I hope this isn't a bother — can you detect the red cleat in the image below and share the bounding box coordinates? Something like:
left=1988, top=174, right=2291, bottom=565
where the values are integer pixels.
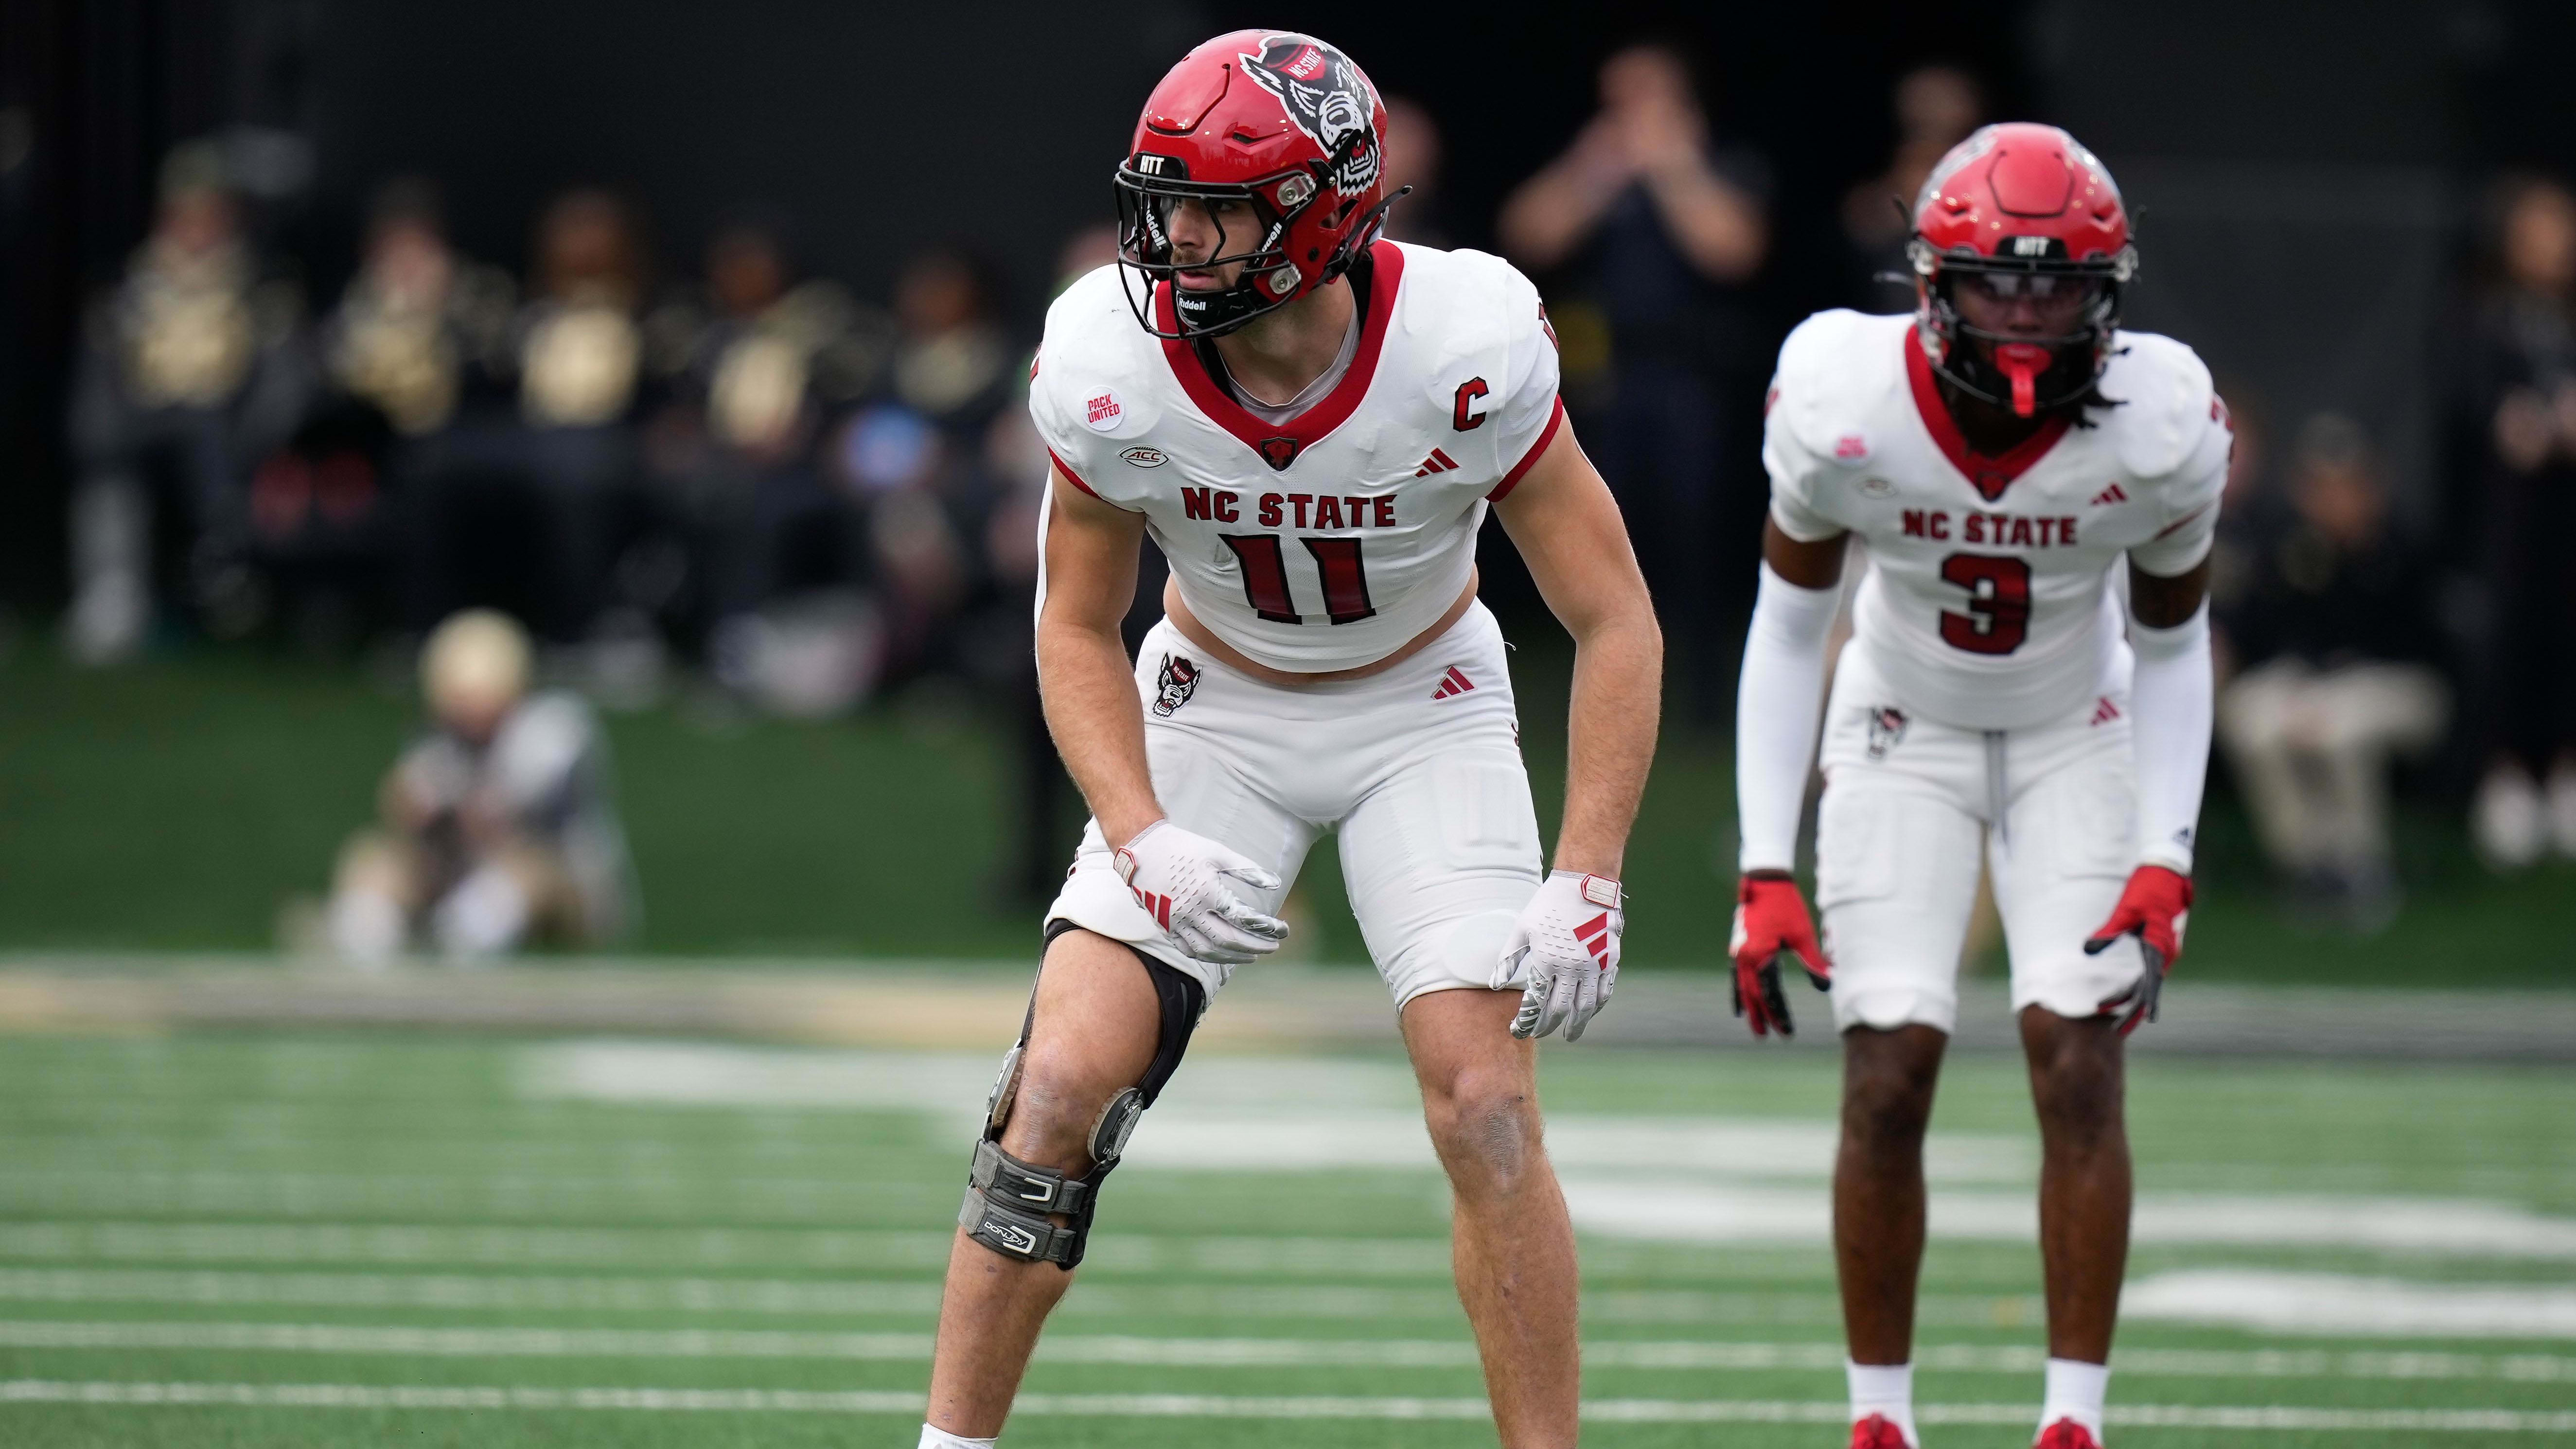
left=1851, top=1413, right=1912, bottom=1449
left=2036, top=1418, right=2102, bottom=1449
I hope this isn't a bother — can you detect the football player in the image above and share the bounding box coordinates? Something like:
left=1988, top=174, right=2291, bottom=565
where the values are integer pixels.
left=1728, top=124, right=2224, bottom=1449
left=918, top=31, right=1660, bottom=1449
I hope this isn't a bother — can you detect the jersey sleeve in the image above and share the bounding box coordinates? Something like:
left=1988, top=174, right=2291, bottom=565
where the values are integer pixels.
left=1759, top=321, right=1851, bottom=542
left=1485, top=263, right=1565, bottom=500
left=1026, top=270, right=1146, bottom=511
left=2127, top=388, right=2232, bottom=578
left=1762, top=408, right=1843, bottom=542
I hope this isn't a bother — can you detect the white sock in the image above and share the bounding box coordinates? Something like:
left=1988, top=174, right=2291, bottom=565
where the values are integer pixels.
left=2041, top=1357, right=2111, bottom=1441
left=917, top=1425, right=997, bottom=1449
left=1847, top=1360, right=1918, bottom=1447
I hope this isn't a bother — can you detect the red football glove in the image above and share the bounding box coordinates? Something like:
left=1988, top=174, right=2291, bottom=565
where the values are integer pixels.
left=2083, top=864, right=2192, bottom=1035
left=1728, top=871, right=1832, bottom=1038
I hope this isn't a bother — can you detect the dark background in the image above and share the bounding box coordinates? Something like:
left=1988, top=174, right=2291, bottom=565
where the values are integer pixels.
left=11, top=0, right=2569, bottom=617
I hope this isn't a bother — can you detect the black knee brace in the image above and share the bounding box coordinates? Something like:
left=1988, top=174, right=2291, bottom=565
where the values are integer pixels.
left=958, top=924, right=1203, bottom=1270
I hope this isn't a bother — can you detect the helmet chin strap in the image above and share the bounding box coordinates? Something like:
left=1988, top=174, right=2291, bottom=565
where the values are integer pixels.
left=1992, top=342, right=2053, bottom=418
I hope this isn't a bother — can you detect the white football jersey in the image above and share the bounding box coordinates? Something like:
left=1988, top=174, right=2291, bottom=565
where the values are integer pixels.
left=1030, top=241, right=1562, bottom=673
left=1765, top=310, right=2229, bottom=730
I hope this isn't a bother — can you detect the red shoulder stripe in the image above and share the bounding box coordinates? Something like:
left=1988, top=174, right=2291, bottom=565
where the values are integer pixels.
left=1048, top=449, right=1121, bottom=508
left=1487, top=396, right=1566, bottom=502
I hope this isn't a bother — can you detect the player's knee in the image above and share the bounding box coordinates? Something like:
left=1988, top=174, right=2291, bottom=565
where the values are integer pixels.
left=2030, top=1058, right=2123, bottom=1143
left=1422, top=1069, right=1542, bottom=1194
left=996, top=1049, right=1127, bottom=1171
left=2024, top=1015, right=2124, bottom=1141
left=1840, top=1032, right=1942, bottom=1149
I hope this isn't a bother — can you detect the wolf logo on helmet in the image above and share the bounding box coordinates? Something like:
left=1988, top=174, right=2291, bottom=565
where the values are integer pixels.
left=1237, top=35, right=1382, bottom=197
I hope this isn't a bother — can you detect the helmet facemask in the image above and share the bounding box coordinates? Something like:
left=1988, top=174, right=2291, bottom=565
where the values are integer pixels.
left=1912, top=239, right=2135, bottom=418
left=1112, top=132, right=1398, bottom=342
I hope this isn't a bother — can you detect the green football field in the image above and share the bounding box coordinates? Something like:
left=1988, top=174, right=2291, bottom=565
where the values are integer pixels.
left=4, top=643, right=2575, bottom=981
left=0, top=1028, right=2568, bottom=1447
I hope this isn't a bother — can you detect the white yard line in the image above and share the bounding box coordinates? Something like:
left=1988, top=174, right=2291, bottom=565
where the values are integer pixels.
left=1559, top=1179, right=2576, bottom=1258
left=0, top=1268, right=1941, bottom=1326
left=2130, top=1271, right=2576, bottom=1340
left=0, top=1320, right=2562, bottom=1380
left=0, top=1380, right=2566, bottom=1431
left=0, top=1220, right=1835, bottom=1283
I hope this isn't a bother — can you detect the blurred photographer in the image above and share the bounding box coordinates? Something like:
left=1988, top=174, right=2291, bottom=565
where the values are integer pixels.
left=2216, top=416, right=2448, bottom=929
left=326, top=609, right=635, bottom=964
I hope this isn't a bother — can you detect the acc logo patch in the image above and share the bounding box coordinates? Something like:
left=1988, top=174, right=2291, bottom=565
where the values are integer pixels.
left=1152, top=654, right=1200, bottom=718
left=1119, top=446, right=1167, bottom=468
left=1084, top=390, right=1124, bottom=431
left=1859, top=476, right=1895, bottom=498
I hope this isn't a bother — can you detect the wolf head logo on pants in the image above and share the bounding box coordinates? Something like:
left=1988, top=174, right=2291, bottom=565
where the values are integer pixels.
left=1153, top=654, right=1200, bottom=717
left=1866, top=706, right=1908, bottom=761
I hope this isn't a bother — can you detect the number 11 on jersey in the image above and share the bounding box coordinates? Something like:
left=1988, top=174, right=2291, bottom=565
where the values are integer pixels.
left=1220, top=535, right=1377, bottom=626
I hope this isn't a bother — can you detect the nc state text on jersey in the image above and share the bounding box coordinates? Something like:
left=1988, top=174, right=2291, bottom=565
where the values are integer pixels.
left=1900, top=509, right=2083, bottom=547
left=1182, top=488, right=1399, bottom=529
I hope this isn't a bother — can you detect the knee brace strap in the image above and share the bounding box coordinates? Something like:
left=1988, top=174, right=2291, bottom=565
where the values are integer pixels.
left=958, top=930, right=1206, bottom=1270
left=959, top=1138, right=1092, bottom=1266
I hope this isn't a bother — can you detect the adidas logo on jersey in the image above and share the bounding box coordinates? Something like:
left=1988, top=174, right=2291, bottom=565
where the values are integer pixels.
left=2091, top=696, right=2122, bottom=726
left=1430, top=665, right=1476, bottom=700
left=2090, top=482, right=2129, bottom=506
left=1414, top=448, right=1461, bottom=477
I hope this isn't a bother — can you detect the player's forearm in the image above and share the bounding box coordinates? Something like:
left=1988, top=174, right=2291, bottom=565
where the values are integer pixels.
left=1036, top=619, right=1162, bottom=848
left=2126, top=601, right=2213, bottom=873
left=1552, top=610, right=1661, bottom=878
left=1733, top=563, right=1840, bottom=872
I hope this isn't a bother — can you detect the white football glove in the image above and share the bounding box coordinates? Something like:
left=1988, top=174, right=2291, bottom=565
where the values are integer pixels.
left=1493, top=871, right=1623, bottom=1042
left=1113, top=820, right=1289, bottom=966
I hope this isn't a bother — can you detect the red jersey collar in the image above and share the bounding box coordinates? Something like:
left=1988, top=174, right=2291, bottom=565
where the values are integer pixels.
left=1156, top=241, right=1404, bottom=470
left=1904, top=327, right=2070, bottom=502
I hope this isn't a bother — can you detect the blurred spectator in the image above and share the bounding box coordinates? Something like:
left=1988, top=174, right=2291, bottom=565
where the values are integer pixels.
left=1498, top=40, right=1772, bottom=722
left=66, top=139, right=313, bottom=662
left=2215, top=415, right=2449, bottom=930
left=1842, top=65, right=1985, bottom=304
left=326, top=609, right=635, bottom=964
left=225, top=180, right=517, bottom=650
left=1378, top=95, right=1450, bottom=247
left=832, top=401, right=970, bottom=665
left=404, top=188, right=653, bottom=651
left=890, top=246, right=1012, bottom=434
left=2455, top=174, right=2576, bottom=869
left=641, top=217, right=891, bottom=707
left=324, top=179, right=514, bottom=439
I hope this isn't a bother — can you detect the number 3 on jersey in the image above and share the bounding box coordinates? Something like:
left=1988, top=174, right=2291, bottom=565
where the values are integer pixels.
left=1938, top=552, right=2030, bottom=654
left=1221, top=535, right=1376, bottom=626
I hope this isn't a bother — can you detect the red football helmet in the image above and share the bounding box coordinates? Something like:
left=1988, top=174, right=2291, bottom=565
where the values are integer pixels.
left=1114, top=31, right=1397, bottom=339
left=1908, top=123, right=2137, bottom=417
